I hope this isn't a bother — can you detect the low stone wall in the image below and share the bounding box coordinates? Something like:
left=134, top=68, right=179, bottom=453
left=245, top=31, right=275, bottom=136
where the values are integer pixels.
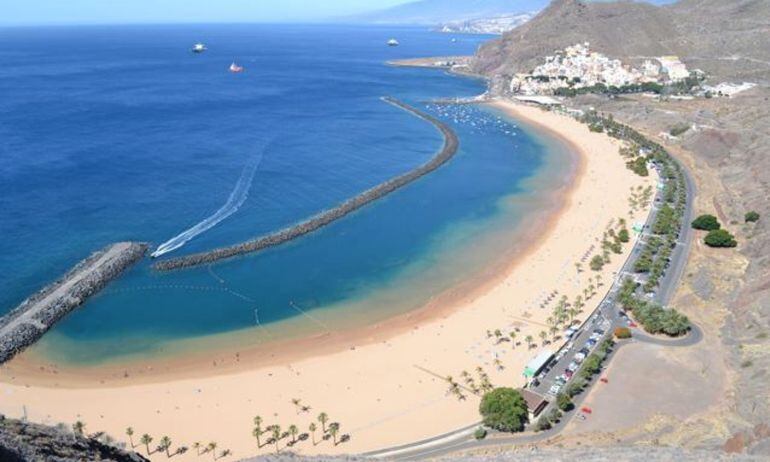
left=153, top=97, right=459, bottom=271
left=0, top=242, right=148, bottom=364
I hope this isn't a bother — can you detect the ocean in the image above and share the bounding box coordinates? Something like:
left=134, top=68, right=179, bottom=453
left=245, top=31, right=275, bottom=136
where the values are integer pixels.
left=0, top=24, right=572, bottom=365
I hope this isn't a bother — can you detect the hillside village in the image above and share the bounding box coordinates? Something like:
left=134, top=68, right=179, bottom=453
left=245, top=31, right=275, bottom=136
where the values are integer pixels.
left=508, top=42, right=694, bottom=96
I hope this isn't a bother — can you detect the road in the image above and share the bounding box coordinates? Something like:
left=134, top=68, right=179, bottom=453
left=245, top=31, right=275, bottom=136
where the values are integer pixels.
left=364, top=143, right=699, bottom=460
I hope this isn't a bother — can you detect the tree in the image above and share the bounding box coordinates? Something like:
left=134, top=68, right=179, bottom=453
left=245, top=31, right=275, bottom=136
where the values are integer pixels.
left=590, top=254, right=605, bottom=271
left=745, top=211, right=760, bottom=223
left=618, top=228, right=630, bottom=243
left=72, top=421, right=85, bottom=436
left=309, top=423, right=318, bottom=445
left=478, top=388, right=529, bottom=432
left=318, top=412, right=329, bottom=433
left=140, top=434, right=153, bottom=455
left=193, top=442, right=202, bottom=456
left=548, top=407, right=563, bottom=423
left=614, top=327, right=632, bottom=339
left=252, top=426, right=263, bottom=448
left=556, top=393, right=574, bottom=412
left=159, top=436, right=172, bottom=458
left=271, top=426, right=281, bottom=454
left=524, top=335, right=534, bottom=348
left=691, top=214, right=721, bottom=231
left=328, top=423, right=340, bottom=445
left=125, top=427, right=135, bottom=448
left=534, top=416, right=551, bottom=431
left=207, top=442, right=217, bottom=460
left=288, top=424, right=299, bottom=444
left=704, top=229, right=737, bottom=248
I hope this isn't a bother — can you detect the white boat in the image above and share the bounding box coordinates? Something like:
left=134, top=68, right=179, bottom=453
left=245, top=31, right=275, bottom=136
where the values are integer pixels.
left=229, top=62, right=244, bottom=73
left=387, top=38, right=399, bottom=47
left=191, top=43, right=207, bottom=53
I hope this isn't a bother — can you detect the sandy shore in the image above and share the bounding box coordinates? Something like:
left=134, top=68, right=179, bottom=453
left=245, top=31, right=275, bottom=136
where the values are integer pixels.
left=0, top=99, right=655, bottom=461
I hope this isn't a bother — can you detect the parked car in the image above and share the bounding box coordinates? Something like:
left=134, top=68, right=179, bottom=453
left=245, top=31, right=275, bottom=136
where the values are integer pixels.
left=585, top=339, right=597, bottom=348
left=567, top=361, right=579, bottom=372
left=555, top=375, right=567, bottom=385
left=549, top=384, right=562, bottom=395
left=579, top=347, right=590, bottom=355
left=574, top=352, right=586, bottom=363
left=565, top=370, right=574, bottom=379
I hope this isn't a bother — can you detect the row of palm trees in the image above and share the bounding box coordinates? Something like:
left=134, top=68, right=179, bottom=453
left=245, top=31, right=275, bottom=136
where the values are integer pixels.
left=253, top=409, right=349, bottom=454
left=125, top=426, right=231, bottom=460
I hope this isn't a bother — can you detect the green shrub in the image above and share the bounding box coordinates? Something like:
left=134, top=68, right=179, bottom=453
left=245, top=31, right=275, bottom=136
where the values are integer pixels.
left=704, top=229, right=738, bottom=248
left=691, top=214, right=721, bottom=231
left=548, top=407, right=563, bottom=423
left=474, top=427, right=487, bottom=440
left=479, top=388, right=529, bottom=432
left=590, top=255, right=605, bottom=271
left=669, top=124, right=690, bottom=137
left=565, top=378, right=587, bottom=398
left=745, top=211, right=760, bottom=223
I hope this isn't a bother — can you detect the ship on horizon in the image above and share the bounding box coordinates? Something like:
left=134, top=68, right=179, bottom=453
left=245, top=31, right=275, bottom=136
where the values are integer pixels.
left=229, top=62, right=244, bottom=73
left=387, top=38, right=399, bottom=47
left=191, top=43, right=207, bottom=53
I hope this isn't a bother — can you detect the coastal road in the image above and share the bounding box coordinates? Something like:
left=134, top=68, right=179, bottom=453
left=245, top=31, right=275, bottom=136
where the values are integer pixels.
left=363, top=136, right=700, bottom=460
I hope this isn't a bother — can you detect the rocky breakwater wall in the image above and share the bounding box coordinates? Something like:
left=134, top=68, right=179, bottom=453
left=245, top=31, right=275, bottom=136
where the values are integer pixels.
left=0, top=242, right=148, bottom=364
left=154, top=97, right=459, bottom=271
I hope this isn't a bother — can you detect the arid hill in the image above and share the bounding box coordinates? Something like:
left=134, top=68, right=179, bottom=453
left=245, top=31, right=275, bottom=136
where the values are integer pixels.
left=473, top=0, right=770, bottom=83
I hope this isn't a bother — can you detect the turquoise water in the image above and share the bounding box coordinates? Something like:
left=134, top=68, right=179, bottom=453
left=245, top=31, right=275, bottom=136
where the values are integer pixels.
left=0, top=24, right=571, bottom=364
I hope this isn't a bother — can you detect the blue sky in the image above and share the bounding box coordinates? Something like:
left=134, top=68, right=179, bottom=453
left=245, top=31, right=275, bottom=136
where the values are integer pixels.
left=2, top=0, right=411, bottom=25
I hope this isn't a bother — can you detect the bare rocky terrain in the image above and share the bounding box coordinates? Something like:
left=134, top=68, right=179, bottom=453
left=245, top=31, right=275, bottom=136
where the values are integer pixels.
left=0, top=415, right=148, bottom=462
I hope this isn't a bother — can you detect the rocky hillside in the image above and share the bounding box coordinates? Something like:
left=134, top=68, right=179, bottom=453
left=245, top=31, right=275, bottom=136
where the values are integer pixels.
left=473, top=0, right=770, bottom=83
left=0, top=415, right=147, bottom=462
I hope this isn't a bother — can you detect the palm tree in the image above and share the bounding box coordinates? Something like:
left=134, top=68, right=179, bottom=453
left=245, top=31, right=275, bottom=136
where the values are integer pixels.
left=252, top=426, right=263, bottom=448
left=271, top=425, right=281, bottom=454
left=288, top=424, right=299, bottom=444
left=525, top=334, right=534, bottom=348
left=159, top=436, right=172, bottom=458
left=140, top=434, right=153, bottom=455
left=253, top=415, right=263, bottom=447
left=309, top=423, right=318, bottom=445
left=125, top=427, right=135, bottom=448
left=328, top=423, right=340, bottom=446
left=193, top=442, right=202, bottom=455
left=291, top=398, right=302, bottom=413
left=549, top=325, right=559, bottom=339
left=220, top=449, right=232, bottom=458
left=72, top=421, right=85, bottom=436
left=493, top=358, right=503, bottom=371
left=539, top=330, right=547, bottom=345
left=207, top=442, right=218, bottom=460
left=318, top=412, right=329, bottom=433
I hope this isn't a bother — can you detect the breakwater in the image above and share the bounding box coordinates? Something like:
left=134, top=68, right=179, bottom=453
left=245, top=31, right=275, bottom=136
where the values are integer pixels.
left=153, top=97, right=459, bottom=271
left=0, top=242, right=147, bottom=364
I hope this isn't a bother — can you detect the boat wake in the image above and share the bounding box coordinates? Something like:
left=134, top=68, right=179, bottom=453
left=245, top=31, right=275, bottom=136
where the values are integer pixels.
left=151, top=149, right=266, bottom=258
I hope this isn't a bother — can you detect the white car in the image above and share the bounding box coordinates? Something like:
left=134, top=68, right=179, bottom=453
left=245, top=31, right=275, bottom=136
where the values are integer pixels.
left=574, top=352, right=586, bottom=363
left=567, top=361, right=579, bottom=372
left=549, top=384, right=562, bottom=395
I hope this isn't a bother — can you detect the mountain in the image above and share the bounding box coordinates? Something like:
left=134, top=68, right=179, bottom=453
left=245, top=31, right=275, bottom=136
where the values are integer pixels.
left=349, top=0, right=550, bottom=25
left=437, top=13, right=534, bottom=35
left=473, top=0, right=770, bottom=82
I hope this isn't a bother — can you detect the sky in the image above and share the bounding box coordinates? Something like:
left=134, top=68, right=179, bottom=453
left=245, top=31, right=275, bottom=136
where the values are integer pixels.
left=2, top=0, right=678, bottom=26
left=1, top=0, right=411, bottom=26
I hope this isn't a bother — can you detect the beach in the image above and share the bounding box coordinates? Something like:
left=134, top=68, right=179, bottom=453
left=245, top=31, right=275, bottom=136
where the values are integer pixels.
left=0, top=99, right=655, bottom=460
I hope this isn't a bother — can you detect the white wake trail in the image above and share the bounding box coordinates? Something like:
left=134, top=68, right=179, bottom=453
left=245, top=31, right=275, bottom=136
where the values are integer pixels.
left=152, top=152, right=265, bottom=258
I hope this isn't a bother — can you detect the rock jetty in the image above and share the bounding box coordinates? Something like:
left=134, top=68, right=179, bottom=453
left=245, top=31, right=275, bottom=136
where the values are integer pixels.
left=0, top=242, right=147, bottom=364
left=153, top=97, right=459, bottom=271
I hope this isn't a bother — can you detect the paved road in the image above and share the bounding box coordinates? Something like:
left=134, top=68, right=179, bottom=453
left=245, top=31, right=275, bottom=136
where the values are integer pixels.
left=364, top=147, right=700, bottom=460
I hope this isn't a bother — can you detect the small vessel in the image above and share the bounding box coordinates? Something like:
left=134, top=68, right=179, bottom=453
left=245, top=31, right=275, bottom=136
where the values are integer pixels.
left=229, top=62, right=244, bottom=73
left=191, top=43, right=207, bottom=53
left=387, top=38, right=399, bottom=47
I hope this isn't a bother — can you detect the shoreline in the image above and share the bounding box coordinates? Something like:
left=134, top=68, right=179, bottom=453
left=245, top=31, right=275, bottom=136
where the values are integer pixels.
left=0, top=98, right=654, bottom=460
left=4, top=107, right=580, bottom=387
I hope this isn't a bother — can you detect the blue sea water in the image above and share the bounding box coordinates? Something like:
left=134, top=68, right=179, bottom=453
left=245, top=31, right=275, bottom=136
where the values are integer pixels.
left=0, top=24, right=571, bottom=365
